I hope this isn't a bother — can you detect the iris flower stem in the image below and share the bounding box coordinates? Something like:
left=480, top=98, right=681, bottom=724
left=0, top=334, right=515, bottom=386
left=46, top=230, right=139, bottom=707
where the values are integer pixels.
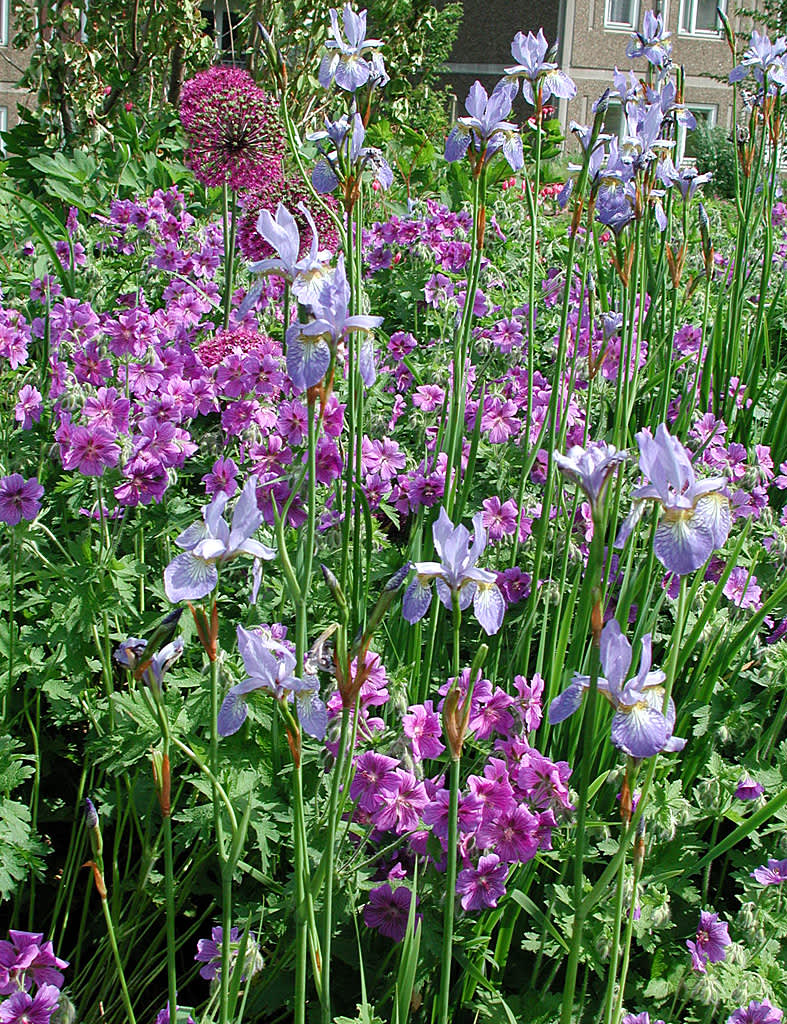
left=222, top=185, right=238, bottom=332
left=610, top=830, right=645, bottom=1024
left=99, top=889, right=138, bottom=1024
left=219, top=865, right=233, bottom=1024
left=438, top=753, right=461, bottom=1024
left=602, top=843, right=628, bottom=1024
left=320, top=706, right=350, bottom=1024
left=4, top=529, right=15, bottom=724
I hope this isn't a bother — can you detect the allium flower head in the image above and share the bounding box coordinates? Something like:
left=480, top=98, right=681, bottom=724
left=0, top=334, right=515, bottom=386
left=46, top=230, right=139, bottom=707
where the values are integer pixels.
left=505, top=29, right=577, bottom=106
left=445, top=80, right=523, bottom=171
left=218, top=625, right=326, bottom=740
left=616, top=424, right=730, bottom=575
left=686, top=910, right=731, bottom=972
left=402, top=507, right=505, bottom=635
left=549, top=619, right=685, bottom=758
left=554, top=441, right=627, bottom=514
left=180, top=67, right=284, bottom=191
left=319, top=5, right=386, bottom=92
left=163, top=477, right=275, bottom=603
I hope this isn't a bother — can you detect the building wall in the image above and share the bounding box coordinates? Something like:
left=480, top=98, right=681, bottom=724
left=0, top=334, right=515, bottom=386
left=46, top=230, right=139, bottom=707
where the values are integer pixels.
left=0, top=2, right=35, bottom=130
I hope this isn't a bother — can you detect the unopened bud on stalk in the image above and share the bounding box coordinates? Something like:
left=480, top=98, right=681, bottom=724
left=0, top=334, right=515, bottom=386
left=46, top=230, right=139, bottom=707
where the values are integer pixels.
left=152, top=749, right=171, bottom=818
left=698, top=202, right=713, bottom=275
left=321, top=564, right=347, bottom=612
left=717, top=6, right=735, bottom=55
left=84, top=797, right=103, bottom=857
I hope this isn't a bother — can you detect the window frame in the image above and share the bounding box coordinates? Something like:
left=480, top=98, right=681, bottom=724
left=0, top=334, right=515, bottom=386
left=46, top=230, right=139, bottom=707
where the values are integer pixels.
left=678, top=0, right=725, bottom=37
left=676, top=103, right=717, bottom=164
left=0, top=0, right=9, bottom=47
left=604, top=0, right=641, bottom=32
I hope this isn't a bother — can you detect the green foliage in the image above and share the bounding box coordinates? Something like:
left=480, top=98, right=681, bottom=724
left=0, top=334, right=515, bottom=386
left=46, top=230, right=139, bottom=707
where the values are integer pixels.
left=0, top=737, right=47, bottom=901
left=687, top=124, right=739, bottom=199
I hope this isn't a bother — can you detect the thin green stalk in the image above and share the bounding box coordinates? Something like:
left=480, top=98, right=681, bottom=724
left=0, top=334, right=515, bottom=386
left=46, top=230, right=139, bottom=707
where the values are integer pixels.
left=320, top=707, right=350, bottom=1024
left=4, top=529, right=15, bottom=723
left=222, top=185, right=239, bottom=331
left=611, top=830, right=645, bottom=1024
left=602, top=847, right=628, bottom=1024
left=438, top=753, right=461, bottom=1024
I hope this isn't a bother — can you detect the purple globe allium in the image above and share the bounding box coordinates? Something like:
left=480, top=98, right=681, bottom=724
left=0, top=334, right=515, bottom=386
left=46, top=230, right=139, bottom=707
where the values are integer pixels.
left=549, top=619, right=685, bottom=759
left=402, top=507, right=505, bottom=636
left=163, top=477, right=275, bottom=604
left=0, top=475, right=44, bottom=526
left=735, top=775, right=764, bottom=800
left=180, top=67, right=284, bottom=191
left=686, top=911, right=731, bottom=972
left=0, top=983, right=60, bottom=1024
left=218, top=625, right=326, bottom=741
left=363, top=884, right=416, bottom=942
left=727, top=1000, right=783, bottom=1024
left=456, top=853, right=508, bottom=911
left=751, top=859, right=787, bottom=886
left=615, top=424, right=730, bottom=575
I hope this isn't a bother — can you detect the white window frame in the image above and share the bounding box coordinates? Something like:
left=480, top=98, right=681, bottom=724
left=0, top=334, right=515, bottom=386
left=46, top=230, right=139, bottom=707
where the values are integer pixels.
left=679, top=0, right=724, bottom=36
left=0, top=0, right=9, bottom=47
left=676, top=103, right=717, bottom=164
left=603, top=99, right=628, bottom=139
left=0, top=107, right=8, bottom=155
left=605, top=0, right=640, bottom=31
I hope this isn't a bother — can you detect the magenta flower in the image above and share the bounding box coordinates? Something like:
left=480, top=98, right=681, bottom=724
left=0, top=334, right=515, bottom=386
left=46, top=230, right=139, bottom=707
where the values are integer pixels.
left=616, top=424, right=730, bottom=575
left=751, top=859, right=787, bottom=886
left=549, top=620, right=685, bottom=759
left=735, top=775, right=764, bottom=800
left=723, top=567, right=763, bottom=610
left=0, top=984, right=60, bottom=1024
left=350, top=751, right=401, bottom=812
left=727, top=1000, right=783, bottom=1024
left=363, top=884, right=416, bottom=942
left=403, top=701, right=445, bottom=760
left=371, top=769, right=429, bottom=834
left=686, top=911, right=731, bottom=972
left=0, top=476, right=44, bottom=527
left=622, top=1014, right=665, bottom=1024
left=402, top=507, right=505, bottom=636
left=0, top=932, right=67, bottom=995
left=456, top=853, right=508, bottom=911
left=61, top=425, right=120, bottom=477
left=195, top=926, right=262, bottom=984
left=13, top=385, right=43, bottom=431
left=476, top=804, right=539, bottom=863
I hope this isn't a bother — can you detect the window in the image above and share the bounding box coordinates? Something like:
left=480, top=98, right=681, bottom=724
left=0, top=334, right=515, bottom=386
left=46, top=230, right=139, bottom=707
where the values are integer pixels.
left=679, top=0, right=723, bottom=34
left=201, top=2, right=247, bottom=63
left=605, top=0, right=640, bottom=30
left=0, top=0, right=9, bottom=47
left=676, top=104, right=716, bottom=164
left=0, top=106, right=7, bottom=154
left=603, top=100, right=628, bottom=139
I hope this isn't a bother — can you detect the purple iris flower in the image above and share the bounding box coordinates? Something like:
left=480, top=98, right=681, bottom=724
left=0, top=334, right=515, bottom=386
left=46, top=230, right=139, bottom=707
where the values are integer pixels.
left=615, top=424, right=730, bottom=575
left=401, top=507, right=505, bottom=635
left=554, top=441, right=627, bottom=514
left=549, top=619, right=685, bottom=759
left=164, top=477, right=275, bottom=603
left=318, top=5, right=386, bottom=93
left=247, top=202, right=333, bottom=307
left=444, top=80, right=523, bottom=171
left=310, top=112, right=393, bottom=194
left=285, top=255, right=383, bottom=391
left=596, top=184, right=636, bottom=234
left=218, top=625, right=327, bottom=740
left=504, top=29, right=577, bottom=106
left=729, top=31, right=787, bottom=90
left=626, top=11, right=672, bottom=67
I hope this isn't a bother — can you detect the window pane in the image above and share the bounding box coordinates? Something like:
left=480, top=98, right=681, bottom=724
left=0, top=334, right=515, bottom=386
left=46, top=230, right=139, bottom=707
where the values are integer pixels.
left=608, top=0, right=636, bottom=25
left=695, top=0, right=720, bottom=31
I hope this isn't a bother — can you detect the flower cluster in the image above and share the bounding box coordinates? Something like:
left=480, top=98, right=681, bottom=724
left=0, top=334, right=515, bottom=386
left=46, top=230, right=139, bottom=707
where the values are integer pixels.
left=0, top=931, right=68, bottom=1024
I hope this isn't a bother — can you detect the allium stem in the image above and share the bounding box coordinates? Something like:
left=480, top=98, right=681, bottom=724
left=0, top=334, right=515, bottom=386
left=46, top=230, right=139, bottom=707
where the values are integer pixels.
left=222, top=185, right=239, bottom=331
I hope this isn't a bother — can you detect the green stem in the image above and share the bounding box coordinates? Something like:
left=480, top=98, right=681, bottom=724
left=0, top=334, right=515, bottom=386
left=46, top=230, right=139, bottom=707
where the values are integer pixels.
left=99, top=894, right=138, bottom=1024
left=222, top=185, right=239, bottom=331
left=4, top=529, right=15, bottom=723
left=438, top=754, right=461, bottom=1024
